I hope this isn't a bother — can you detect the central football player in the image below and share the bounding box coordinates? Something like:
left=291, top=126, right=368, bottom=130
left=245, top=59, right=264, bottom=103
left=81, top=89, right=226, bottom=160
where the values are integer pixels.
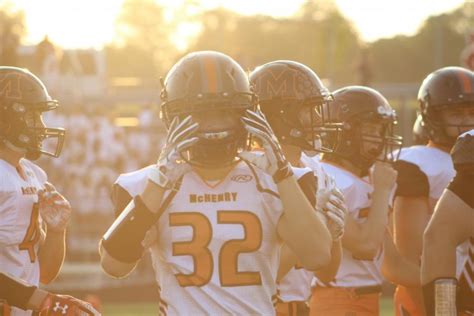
left=99, top=51, right=332, bottom=315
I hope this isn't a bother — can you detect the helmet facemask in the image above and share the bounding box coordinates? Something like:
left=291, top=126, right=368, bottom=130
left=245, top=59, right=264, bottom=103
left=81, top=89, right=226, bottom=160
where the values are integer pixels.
left=422, top=102, right=474, bottom=146
left=1, top=101, right=65, bottom=160
left=162, top=93, right=255, bottom=169
left=298, top=96, right=342, bottom=155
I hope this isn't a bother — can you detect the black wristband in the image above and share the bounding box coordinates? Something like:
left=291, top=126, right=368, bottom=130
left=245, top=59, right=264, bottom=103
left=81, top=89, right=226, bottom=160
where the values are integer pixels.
left=102, top=196, right=156, bottom=263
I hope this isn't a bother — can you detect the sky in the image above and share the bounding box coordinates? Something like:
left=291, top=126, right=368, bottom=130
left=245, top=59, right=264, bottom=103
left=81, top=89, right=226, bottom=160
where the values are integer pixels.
left=6, top=0, right=467, bottom=49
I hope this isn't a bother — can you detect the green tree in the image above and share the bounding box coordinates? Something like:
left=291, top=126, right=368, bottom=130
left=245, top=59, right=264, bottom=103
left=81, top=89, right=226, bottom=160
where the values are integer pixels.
left=369, top=2, right=473, bottom=83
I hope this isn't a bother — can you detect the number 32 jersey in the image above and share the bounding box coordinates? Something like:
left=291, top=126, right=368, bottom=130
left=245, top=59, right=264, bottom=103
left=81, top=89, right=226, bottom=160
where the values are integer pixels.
left=115, top=161, right=301, bottom=315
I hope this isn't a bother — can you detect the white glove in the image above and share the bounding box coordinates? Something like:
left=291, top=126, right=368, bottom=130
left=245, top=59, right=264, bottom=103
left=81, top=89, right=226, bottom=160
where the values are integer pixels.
left=150, top=115, right=199, bottom=189
left=239, top=109, right=293, bottom=183
left=38, top=183, right=72, bottom=232
left=316, top=176, right=347, bottom=241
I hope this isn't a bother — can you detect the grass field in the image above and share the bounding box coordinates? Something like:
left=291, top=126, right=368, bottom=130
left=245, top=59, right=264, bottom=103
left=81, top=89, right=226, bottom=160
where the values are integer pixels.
left=103, top=297, right=395, bottom=315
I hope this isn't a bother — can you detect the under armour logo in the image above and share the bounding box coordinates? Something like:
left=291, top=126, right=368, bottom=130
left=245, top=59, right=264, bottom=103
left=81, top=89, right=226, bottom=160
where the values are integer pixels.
left=53, top=302, right=69, bottom=314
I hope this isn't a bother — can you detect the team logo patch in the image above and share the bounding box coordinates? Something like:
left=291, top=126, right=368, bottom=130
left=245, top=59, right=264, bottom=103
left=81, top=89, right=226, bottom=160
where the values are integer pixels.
left=231, top=174, right=253, bottom=183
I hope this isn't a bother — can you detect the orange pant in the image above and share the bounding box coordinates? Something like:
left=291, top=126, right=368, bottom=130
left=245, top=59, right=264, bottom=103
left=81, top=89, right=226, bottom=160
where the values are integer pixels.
left=309, top=287, right=380, bottom=316
left=0, top=302, right=11, bottom=316
left=276, top=301, right=309, bottom=316
left=394, top=286, right=424, bottom=316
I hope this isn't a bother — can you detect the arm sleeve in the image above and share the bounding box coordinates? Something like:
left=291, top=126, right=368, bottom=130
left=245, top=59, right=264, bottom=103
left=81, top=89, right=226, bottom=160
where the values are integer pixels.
left=0, top=272, right=37, bottom=310
left=296, top=171, right=317, bottom=208
left=447, top=172, right=474, bottom=208
left=111, top=183, right=133, bottom=218
left=393, top=160, right=429, bottom=197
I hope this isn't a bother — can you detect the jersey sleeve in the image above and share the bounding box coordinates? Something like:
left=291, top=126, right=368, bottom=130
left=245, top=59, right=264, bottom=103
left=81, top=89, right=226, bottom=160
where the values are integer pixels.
left=393, top=160, right=429, bottom=197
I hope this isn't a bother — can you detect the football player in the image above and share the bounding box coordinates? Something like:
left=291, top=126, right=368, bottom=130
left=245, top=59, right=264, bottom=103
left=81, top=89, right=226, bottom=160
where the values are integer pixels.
left=99, top=51, right=333, bottom=315
left=310, top=86, right=420, bottom=315
left=392, top=67, right=474, bottom=316
left=250, top=60, right=346, bottom=316
left=0, top=271, right=100, bottom=315
left=0, top=67, right=72, bottom=316
left=421, top=129, right=474, bottom=316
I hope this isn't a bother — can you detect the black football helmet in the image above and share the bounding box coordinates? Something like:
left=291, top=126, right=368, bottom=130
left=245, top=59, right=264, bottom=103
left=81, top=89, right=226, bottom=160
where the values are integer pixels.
left=0, top=67, right=65, bottom=160
left=160, top=51, right=257, bottom=168
left=249, top=60, right=340, bottom=153
left=324, top=86, right=403, bottom=173
left=418, top=66, right=474, bottom=146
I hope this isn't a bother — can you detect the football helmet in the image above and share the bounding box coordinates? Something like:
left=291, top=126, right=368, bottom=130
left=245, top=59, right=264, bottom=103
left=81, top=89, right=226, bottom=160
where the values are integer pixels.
left=413, top=113, right=428, bottom=145
left=418, top=66, right=474, bottom=146
left=0, top=67, right=65, bottom=160
left=324, top=86, right=403, bottom=173
left=249, top=60, right=340, bottom=153
left=160, top=51, right=257, bottom=168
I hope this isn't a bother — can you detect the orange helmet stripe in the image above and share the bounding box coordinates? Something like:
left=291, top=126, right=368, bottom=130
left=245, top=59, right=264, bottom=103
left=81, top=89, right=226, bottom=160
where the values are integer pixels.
left=458, top=70, right=473, bottom=93
left=203, top=56, right=218, bottom=93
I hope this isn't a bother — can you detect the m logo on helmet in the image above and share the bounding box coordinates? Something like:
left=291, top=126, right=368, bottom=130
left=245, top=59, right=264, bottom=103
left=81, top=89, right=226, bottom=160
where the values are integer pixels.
left=259, top=69, right=296, bottom=98
left=0, top=73, right=22, bottom=99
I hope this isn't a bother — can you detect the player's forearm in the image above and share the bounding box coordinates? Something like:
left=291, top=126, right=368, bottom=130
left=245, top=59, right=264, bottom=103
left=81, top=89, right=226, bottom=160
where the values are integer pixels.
left=382, top=234, right=420, bottom=287
left=345, top=188, right=391, bottom=258
left=39, top=229, right=66, bottom=284
left=277, top=244, right=298, bottom=281
left=394, top=198, right=430, bottom=264
left=421, top=235, right=457, bottom=285
left=364, top=187, right=391, bottom=246
left=314, top=240, right=341, bottom=284
left=277, top=176, right=332, bottom=270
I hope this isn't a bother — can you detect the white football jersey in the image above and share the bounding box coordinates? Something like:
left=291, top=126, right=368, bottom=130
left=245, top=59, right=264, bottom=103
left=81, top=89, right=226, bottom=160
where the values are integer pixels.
left=313, top=162, right=384, bottom=288
left=116, top=161, right=309, bottom=315
left=396, top=145, right=468, bottom=278
left=276, top=153, right=330, bottom=302
left=396, top=145, right=455, bottom=201
left=0, top=158, right=47, bottom=316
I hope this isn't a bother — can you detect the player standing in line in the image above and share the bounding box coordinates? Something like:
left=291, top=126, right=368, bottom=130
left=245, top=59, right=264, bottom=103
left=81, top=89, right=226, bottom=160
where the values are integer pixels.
left=310, top=86, right=420, bottom=315
left=392, top=67, right=474, bottom=316
left=250, top=60, right=346, bottom=316
left=421, top=129, right=474, bottom=316
left=99, top=51, right=333, bottom=315
left=0, top=67, right=76, bottom=316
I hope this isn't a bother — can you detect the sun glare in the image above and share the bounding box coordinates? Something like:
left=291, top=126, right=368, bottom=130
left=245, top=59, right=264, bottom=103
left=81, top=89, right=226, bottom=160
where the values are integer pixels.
left=10, top=0, right=467, bottom=49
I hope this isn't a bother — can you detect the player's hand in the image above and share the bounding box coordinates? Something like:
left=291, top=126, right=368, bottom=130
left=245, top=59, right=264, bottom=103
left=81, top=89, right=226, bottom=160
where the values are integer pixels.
left=38, top=183, right=72, bottom=233
left=153, top=115, right=199, bottom=189
left=239, top=109, right=293, bottom=183
left=39, top=294, right=101, bottom=316
left=372, top=161, right=397, bottom=192
left=316, top=177, right=347, bottom=241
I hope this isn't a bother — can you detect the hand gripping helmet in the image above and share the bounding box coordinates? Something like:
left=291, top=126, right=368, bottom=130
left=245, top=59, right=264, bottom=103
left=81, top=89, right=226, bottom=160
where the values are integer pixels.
left=0, top=67, right=65, bottom=160
left=418, top=66, right=474, bottom=146
left=249, top=60, right=340, bottom=153
left=160, top=51, right=257, bottom=168
left=325, top=86, right=403, bottom=173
